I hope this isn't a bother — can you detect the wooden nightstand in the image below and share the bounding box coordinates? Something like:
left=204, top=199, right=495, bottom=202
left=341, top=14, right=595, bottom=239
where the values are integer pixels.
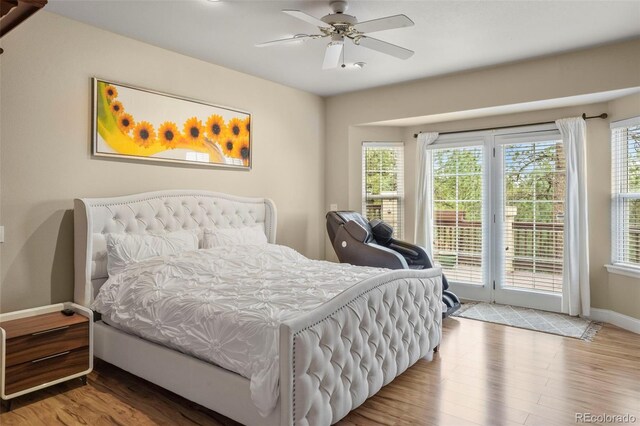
left=0, top=303, right=93, bottom=410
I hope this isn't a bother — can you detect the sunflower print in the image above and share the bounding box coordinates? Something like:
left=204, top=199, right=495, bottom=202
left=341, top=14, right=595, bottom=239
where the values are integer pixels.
left=117, top=113, right=135, bottom=134
left=205, top=114, right=226, bottom=140
left=237, top=138, right=250, bottom=164
left=158, top=121, right=180, bottom=148
left=243, top=117, right=251, bottom=136
left=227, top=118, right=244, bottom=138
left=110, top=100, right=124, bottom=115
left=218, top=131, right=236, bottom=158
left=183, top=117, right=205, bottom=145
left=103, top=84, right=118, bottom=101
left=132, top=121, right=156, bottom=148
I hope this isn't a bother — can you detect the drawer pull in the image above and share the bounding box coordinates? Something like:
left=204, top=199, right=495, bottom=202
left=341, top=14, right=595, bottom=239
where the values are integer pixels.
left=31, top=326, right=69, bottom=336
left=31, top=351, right=70, bottom=364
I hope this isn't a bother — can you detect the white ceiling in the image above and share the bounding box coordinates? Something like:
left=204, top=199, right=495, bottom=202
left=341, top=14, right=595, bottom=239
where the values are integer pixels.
left=47, top=0, right=640, bottom=96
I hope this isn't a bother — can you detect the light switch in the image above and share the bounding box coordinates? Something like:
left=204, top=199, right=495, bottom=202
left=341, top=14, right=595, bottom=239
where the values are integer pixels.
left=0, top=226, right=4, bottom=243
left=329, top=204, right=338, bottom=211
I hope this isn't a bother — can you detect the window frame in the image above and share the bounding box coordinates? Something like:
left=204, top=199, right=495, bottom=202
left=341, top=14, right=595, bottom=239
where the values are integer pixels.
left=361, top=142, right=405, bottom=239
left=608, top=116, right=640, bottom=278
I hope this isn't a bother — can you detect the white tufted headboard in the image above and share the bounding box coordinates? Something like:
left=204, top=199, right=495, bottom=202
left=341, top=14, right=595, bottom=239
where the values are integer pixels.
left=74, top=190, right=277, bottom=307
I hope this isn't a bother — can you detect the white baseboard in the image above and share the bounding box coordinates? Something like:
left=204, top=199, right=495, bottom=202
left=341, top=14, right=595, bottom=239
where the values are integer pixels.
left=589, top=308, right=640, bottom=335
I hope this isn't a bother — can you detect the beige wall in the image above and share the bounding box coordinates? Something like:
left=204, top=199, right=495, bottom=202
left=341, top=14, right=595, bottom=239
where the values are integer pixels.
left=328, top=40, right=640, bottom=319
left=0, top=12, right=325, bottom=312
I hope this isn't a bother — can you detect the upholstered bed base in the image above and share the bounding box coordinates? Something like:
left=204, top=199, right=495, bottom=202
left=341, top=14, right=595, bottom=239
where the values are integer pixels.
left=280, top=270, right=442, bottom=425
left=75, top=191, right=442, bottom=425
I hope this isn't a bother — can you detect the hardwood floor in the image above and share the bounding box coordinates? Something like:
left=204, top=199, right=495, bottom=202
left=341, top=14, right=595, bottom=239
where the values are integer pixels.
left=1, top=317, right=639, bottom=425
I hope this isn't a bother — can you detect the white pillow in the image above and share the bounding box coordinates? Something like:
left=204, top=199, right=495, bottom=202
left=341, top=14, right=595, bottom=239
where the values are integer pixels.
left=106, top=229, right=199, bottom=276
left=202, top=226, right=268, bottom=248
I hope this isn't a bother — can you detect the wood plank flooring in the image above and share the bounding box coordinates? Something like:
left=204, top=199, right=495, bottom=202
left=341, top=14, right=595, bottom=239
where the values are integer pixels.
left=1, top=317, right=639, bottom=425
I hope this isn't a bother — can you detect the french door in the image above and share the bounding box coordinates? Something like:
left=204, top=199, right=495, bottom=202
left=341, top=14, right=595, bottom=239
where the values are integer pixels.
left=429, top=126, right=564, bottom=312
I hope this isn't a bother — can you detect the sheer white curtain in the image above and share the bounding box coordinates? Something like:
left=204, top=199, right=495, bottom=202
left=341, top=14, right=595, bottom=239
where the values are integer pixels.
left=556, top=117, right=590, bottom=316
left=414, top=132, right=439, bottom=256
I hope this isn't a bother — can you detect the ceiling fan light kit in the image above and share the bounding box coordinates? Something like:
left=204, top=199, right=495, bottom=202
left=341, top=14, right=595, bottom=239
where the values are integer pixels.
left=256, top=0, right=415, bottom=69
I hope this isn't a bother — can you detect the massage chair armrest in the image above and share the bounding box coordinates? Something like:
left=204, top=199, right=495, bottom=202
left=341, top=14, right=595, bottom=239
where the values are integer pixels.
left=388, top=240, right=430, bottom=267
left=388, top=239, right=449, bottom=290
left=333, top=226, right=408, bottom=270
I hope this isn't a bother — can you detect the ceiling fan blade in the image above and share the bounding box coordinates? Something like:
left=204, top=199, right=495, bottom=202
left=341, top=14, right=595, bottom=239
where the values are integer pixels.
left=283, top=9, right=332, bottom=29
left=255, top=35, right=313, bottom=47
left=357, top=36, right=414, bottom=60
left=353, top=14, right=414, bottom=34
left=322, top=43, right=343, bottom=69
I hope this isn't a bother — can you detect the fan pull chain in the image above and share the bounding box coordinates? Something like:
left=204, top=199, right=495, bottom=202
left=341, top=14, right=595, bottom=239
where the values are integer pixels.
left=341, top=43, right=346, bottom=68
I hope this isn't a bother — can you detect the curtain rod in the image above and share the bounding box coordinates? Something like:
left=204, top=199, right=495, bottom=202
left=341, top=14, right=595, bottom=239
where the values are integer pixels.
left=413, top=113, right=608, bottom=138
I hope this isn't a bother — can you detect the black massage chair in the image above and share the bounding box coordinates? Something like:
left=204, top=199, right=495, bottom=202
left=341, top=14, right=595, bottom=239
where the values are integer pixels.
left=326, top=211, right=460, bottom=317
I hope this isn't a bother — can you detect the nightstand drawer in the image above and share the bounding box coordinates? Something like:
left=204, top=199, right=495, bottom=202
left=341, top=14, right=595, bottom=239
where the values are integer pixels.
left=5, top=323, right=89, bottom=367
left=5, top=347, right=90, bottom=395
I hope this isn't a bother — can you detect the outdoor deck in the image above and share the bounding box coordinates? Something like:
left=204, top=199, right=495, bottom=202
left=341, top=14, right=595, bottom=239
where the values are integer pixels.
left=443, top=265, right=563, bottom=293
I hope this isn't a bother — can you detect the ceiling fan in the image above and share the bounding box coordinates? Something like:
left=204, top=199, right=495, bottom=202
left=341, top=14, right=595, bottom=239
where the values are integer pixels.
left=256, top=1, right=415, bottom=69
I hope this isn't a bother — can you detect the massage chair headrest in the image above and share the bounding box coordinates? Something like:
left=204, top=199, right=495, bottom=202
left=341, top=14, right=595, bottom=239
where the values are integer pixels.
left=369, top=219, right=394, bottom=246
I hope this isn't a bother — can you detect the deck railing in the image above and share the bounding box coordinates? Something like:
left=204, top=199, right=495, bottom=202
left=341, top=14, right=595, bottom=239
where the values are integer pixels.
left=364, top=208, right=640, bottom=267
left=433, top=210, right=564, bottom=273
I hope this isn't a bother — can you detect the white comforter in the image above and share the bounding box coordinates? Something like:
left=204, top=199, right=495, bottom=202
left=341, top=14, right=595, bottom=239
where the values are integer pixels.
left=92, top=244, right=388, bottom=416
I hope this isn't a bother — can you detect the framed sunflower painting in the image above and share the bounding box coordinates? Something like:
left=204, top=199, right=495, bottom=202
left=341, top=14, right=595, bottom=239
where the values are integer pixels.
left=92, top=78, right=251, bottom=169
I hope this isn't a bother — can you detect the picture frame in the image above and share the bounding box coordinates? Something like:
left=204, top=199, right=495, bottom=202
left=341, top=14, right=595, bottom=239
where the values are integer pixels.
left=92, top=78, right=252, bottom=169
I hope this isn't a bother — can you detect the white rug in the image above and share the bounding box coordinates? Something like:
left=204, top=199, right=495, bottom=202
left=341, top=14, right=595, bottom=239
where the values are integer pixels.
left=453, top=302, right=601, bottom=341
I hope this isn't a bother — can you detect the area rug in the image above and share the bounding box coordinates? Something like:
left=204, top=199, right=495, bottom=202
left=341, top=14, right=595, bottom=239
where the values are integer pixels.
left=453, top=302, right=601, bottom=341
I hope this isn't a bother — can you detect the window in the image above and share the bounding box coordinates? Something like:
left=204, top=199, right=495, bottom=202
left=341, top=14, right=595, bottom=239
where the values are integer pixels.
left=611, top=117, right=640, bottom=271
left=431, top=144, right=484, bottom=285
left=501, top=138, right=565, bottom=293
left=362, top=142, right=404, bottom=239
left=425, top=126, right=565, bottom=312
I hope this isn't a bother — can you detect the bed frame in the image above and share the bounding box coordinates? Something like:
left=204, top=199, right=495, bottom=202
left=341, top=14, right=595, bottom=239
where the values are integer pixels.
left=74, top=190, right=442, bottom=426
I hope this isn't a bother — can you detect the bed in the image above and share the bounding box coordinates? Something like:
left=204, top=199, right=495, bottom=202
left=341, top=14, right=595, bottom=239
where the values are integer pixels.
left=74, top=190, right=442, bottom=426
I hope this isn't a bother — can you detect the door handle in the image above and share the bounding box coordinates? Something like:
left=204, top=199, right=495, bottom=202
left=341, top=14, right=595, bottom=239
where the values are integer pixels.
left=32, top=326, right=69, bottom=336
left=31, top=351, right=70, bottom=363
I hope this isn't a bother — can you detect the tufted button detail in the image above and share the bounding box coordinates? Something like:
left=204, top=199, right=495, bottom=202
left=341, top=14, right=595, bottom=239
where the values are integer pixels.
left=291, top=276, right=442, bottom=425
